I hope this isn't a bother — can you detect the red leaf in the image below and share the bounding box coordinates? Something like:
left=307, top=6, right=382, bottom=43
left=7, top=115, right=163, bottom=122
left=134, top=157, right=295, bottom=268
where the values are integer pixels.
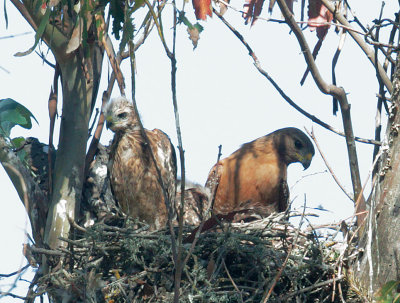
left=307, top=0, right=333, bottom=39
left=243, top=0, right=265, bottom=25
left=192, top=0, right=212, bottom=20
left=245, top=0, right=293, bottom=25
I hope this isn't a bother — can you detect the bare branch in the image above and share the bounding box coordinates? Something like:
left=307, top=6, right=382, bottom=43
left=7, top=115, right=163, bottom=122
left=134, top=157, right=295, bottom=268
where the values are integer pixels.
left=306, top=128, right=353, bottom=201
left=0, top=136, right=47, bottom=245
left=213, top=9, right=380, bottom=146
left=276, top=0, right=364, bottom=213
left=96, top=15, right=126, bottom=95
left=281, top=275, right=344, bottom=300
left=222, top=259, right=244, bottom=303
left=0, top=264, right=30, bottom=278
left=143, top=0, right=173, bottom=58
left=320, top=0, right=393, bottom=94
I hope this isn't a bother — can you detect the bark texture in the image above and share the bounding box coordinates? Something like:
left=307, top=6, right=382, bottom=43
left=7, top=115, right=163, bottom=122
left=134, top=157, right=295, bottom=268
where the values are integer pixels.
left=353, top=54, right=400, bottom=297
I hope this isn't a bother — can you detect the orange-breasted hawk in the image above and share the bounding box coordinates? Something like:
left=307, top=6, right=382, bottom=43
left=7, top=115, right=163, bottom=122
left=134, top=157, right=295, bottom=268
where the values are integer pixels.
left=103, top=96, right=177, bottom=230
left=206, top=127, right=315, bottom=217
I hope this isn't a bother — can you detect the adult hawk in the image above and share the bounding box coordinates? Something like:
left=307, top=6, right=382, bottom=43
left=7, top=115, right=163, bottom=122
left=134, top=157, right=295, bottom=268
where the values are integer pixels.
left=103, top=96, right=177, bottom=230
left=206, top=127, right=315, bottom=218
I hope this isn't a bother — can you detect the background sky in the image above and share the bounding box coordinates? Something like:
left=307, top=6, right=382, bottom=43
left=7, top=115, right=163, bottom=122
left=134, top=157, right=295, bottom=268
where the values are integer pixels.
left=0, top=1, right=398, bottom=301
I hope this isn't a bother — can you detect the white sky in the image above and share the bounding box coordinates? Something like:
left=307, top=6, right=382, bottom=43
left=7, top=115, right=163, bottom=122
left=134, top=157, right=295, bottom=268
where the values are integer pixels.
left=0, top=1, right=397, bottom=301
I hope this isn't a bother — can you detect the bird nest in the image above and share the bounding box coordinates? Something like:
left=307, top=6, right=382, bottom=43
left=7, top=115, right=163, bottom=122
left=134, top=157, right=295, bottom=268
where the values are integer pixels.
left=26, top=211, right=365, bottom=302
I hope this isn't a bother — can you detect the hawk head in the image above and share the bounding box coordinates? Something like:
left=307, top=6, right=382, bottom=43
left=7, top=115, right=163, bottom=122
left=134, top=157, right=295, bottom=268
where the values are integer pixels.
left=103, top=96, right=139, bottom=133
left=272, top=127, right=315, bottom=169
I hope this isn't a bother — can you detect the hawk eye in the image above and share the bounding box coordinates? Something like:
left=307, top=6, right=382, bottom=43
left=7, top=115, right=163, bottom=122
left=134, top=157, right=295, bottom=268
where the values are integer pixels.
left=117, top=112, right=128, bottom=119
left=294, top=140, right=303, bottom=149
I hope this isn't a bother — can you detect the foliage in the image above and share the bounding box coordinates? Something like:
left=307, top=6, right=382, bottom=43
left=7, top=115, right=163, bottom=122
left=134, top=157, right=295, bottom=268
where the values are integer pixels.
left=0, top=98, right=38, bottom=138
left=376, top=281, right=400, bottom=303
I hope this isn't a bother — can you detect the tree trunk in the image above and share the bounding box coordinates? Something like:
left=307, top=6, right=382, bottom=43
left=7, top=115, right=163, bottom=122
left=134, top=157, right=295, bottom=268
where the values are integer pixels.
left=10, top=0, right=105, bottom=249
left=352, top=54, right=400, bottom=297
left=44, top=51, right=98, bottom=249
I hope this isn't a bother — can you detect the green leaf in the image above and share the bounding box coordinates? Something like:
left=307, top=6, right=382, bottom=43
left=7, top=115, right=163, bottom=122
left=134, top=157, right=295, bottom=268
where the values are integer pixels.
left=110, top=0, right=124, bottom=40
left=11, top=137, right=27, bottom=162
left=193, top=22, right=204, bottom=33
left=14, top=8, right=51, bottom=57
left=11, top=137, right=26, bottom=148
left=0, top=98, right=38, bottom=137
left=131, top=0, right=145, bottom=13
left=119, top=13, right=134, bottom=53
left=380, top=281, right=399, bottom=298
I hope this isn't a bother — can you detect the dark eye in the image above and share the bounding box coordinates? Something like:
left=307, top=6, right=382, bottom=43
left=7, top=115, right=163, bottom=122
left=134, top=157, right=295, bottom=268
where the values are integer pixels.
left=117, top=112, right=128, bottom=119
left=294, top=140, right=303, bottom=149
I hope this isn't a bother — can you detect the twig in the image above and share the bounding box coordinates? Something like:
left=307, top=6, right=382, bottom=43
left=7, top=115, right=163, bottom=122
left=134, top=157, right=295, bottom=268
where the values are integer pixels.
left=213, top=9, right=380, bottom=146
left=143, top=0, right=172, bottom=58
left=222, top=259, right=244, bottom=303
left=35, top=51, right=56, bottom=69
left=306, top=128, right=353, bottom=201
left=0, top=264, right=30, bottom=278
left=276, top=0, right=365, bottom=213
left=95, top=14, right=125, bottom=95
left=332, top=26, right=347, bottom=115
left=67, top=215, right=87, bottom=233
left=217, top=144, right=222, bottom=162
left=320, top=0, right=393, bottom=94
left=0, top=31, right=32, bottom=39
left=0, top=291, right=28, bottom=300
left=281, top=275, right=344, bottom=300
left=262, top=197, right=307, bottom=302
left=87, top=108, right=99, bottom=139
left=29, top=246, right=63, bottom=256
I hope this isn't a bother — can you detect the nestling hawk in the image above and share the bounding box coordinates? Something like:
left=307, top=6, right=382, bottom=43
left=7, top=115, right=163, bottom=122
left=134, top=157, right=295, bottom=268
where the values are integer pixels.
left=103, top=96, right=177, bottom=230
left=206, top=127, right=315, bottom=217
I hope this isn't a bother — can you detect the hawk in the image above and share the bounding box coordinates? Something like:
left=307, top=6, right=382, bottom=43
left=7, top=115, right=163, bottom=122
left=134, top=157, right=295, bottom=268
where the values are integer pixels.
left=206, top=127, right=315, bottom=217
left=103, top=96, right=177, bottom=230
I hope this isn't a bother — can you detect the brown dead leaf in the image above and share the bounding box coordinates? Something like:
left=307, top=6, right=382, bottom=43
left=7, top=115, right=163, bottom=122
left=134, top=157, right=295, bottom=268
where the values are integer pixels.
left=66, top=13, right=92, bottom=54
left=207, top=255, right=215, bottom=280
left=187, top=27, right=200, bottom=49
left=244, top=0, right=294, bottom=25
left=307, top=0, right=333, bottom=39
left=243, top=0, right=265, bottom=25
left=219, top=0, right=230, bottom=15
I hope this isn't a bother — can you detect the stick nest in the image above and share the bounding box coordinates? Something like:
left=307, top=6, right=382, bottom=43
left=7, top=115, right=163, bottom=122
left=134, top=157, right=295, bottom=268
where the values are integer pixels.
left=27, top=211, right=364, bottom=302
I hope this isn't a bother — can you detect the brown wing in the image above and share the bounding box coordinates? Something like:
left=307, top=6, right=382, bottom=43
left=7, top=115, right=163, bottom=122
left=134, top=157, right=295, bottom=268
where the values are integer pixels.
left=147, top=128, right=177, bottom=213
left=206, top=138, right=286, bottom=216
left=277, top=178, right=289, bottom=212
left=110, top=129, right=176, bottom=230
left=176, top=183, right=210, bottom=226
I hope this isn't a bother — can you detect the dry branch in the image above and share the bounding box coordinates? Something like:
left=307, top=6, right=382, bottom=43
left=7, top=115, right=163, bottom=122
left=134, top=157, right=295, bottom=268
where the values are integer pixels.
left=213, top=9, right=380, bottom=146
left=320, top=0, right=393, bottom=94
left=0, top=137, right=47, bottom=245
left=306, top=128, right=353, bottom=201
left=275, top=0, right=365, bottom=215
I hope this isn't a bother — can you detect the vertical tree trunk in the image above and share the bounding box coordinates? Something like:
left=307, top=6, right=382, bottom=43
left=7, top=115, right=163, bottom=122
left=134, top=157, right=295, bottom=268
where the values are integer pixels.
left=44, top=53, right=94, bottom=249
left=353, top=54, right=400, bottom=297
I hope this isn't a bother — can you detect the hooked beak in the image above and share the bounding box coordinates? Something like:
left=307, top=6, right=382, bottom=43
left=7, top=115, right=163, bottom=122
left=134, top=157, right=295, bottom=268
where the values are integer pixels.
left=301, top=153, right=313, bottom=170
left=105, top=116, right=113, bottom=130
